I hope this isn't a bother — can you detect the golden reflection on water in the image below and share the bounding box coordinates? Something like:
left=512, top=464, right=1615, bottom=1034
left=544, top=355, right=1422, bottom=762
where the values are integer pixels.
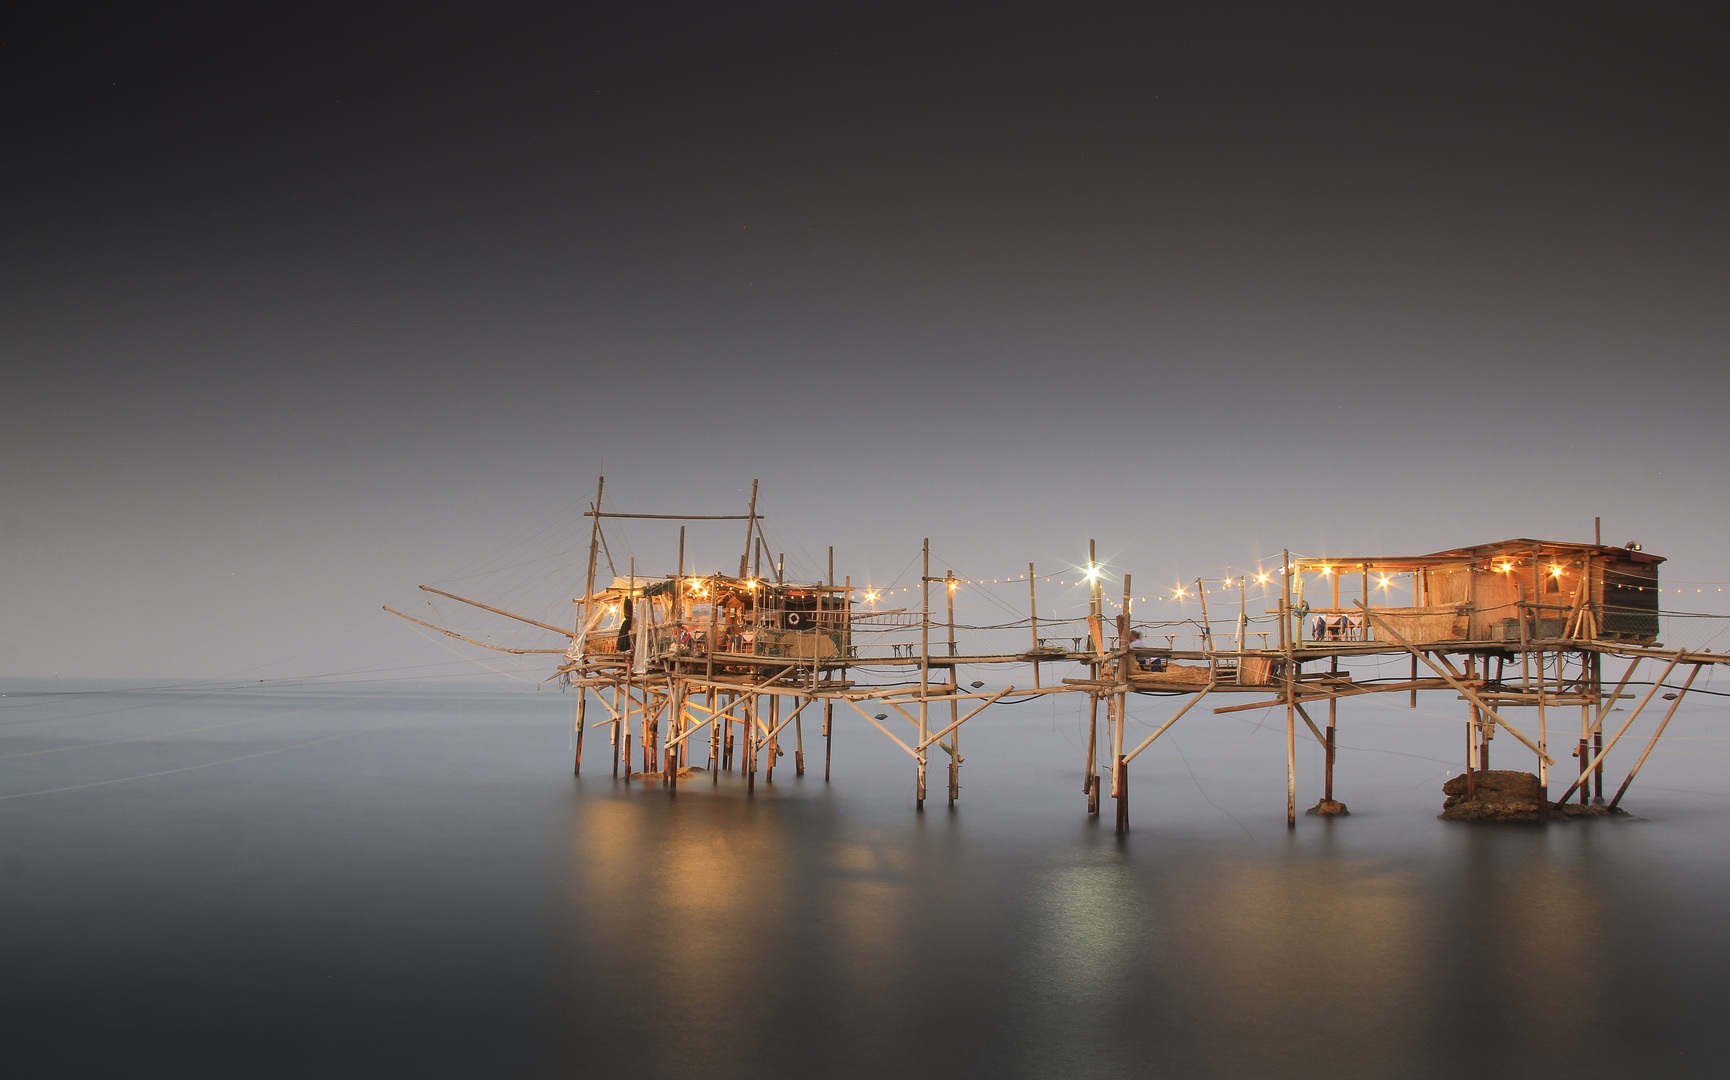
left=564, top=788, right=971, bottom=1076
left=1175, top=853, right=1428, bottom=1064
left=563, top=783, right=1632, bottom=1078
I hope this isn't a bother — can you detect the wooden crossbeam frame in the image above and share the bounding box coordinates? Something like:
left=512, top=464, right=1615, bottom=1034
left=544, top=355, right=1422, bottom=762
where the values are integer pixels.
left=1355, top=602, right=1554, bottom=766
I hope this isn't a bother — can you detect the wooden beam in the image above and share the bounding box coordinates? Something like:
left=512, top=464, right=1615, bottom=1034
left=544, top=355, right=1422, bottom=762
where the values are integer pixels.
left=1124, top=679, right=1216, bottom=764
left=918, top=687, right=1015, bottom=751
left=382, top=607, right=567, bottom=654
left=419, top=585, right=574, bottom=637
left=1293, top=701, right=1329, bottom=750
left=841, top=696, right=920, bottom=760
left=585, top=512, right=760, bottom=520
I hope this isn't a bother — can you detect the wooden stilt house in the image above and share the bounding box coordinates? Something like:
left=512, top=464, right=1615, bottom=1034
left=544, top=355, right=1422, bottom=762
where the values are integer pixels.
left=1294, top=538, right=1664, bottom=647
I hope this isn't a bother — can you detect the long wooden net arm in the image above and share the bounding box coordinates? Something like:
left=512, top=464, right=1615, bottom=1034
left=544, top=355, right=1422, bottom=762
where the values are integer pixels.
left=383, top=607, right=567, bottom=654
left=418, top=585, right=574, bottom=637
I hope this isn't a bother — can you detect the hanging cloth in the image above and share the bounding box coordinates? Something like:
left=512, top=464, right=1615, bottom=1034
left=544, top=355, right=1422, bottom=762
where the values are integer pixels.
left=566, top=600, right=609, bottom=663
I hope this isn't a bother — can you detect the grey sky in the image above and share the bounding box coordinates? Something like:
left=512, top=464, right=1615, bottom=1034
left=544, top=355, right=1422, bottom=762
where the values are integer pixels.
left=4, top=4, right=1726, bottom=677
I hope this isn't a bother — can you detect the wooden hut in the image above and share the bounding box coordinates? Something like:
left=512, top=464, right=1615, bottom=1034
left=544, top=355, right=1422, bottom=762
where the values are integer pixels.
left=581, top=574, right=850, bottom=670
left=1294, top=539, right=1663, bottom=647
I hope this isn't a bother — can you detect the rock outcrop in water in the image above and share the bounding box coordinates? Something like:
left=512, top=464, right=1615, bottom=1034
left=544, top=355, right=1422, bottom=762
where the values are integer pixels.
left=1442, top=770, right=1629, bottom=821
left=1441, top=770, right=1547, bottom=821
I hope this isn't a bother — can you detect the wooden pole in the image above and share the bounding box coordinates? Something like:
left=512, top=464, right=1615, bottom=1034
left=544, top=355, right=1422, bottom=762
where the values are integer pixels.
left=766, top=693, right=779, bottom=782
left=1537, top=646, right=1550, bottom=817
left=1464, top=654, right=1478, bottom=799
left=1238, top=578, right=1248, bottom=652
left=795, top=695, right=806, bottom=777
left=1030, top=563, right=1040, bottom=689
left=725, top=694, right=736, bottom=772
left=1093, top=541, right=1113, bottom=799
left=707, top=580, right=719, bottom=782
left=1579, top=659, right=1592, bottom=806
left=1283, top=550, right=1296, bottom=827
left=668, top=679, right=682, bottom=791
left=1593, top=653, right=1605, bottom=800
left=947, top=570, right=960, bottom=804
left=1086, top=691, right=1101, bottom=815
left=829, top=574, right=847, bottom=782
left=1326, top=652, right=1337, bottom=801
left=739, top=479, right=758, bottom=578
left=1196, top=578, right=1213, bottom=653
left=574, top=476, right=605, bottom=775
left=918, top=539, right=930, bottom=809
left=746, top=693, right=757, bottom=794
left=1087, top=541, right=1102, bottom=810
left=711, top=691, right=723, bottom=783
left=1360, top=563, right=1368, bottom=639
left=625, top=557, right=637, bottom=780
left=1115, top=573, right=1131, bottom=833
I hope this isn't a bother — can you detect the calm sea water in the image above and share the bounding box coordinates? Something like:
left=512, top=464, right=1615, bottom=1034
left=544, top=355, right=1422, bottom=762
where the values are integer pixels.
left=3, top=676, right=1728, bottom=1077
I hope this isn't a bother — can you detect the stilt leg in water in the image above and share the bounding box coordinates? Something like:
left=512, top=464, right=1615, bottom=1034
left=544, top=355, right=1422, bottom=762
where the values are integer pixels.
left=573, top=693, right=587, bottom=776
left=1114, top=757, right=1128, bottom=834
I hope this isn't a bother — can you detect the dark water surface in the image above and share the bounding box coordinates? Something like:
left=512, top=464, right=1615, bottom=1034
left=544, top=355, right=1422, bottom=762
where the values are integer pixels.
left=4, top=679, right=1729, bottom=1077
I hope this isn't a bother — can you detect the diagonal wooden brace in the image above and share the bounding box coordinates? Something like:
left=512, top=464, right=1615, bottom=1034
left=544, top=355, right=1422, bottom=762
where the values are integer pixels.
left=841, top=697, right=921, bottom=760
left=1355, top=602, right=1553, bottom=766
left=918, top=688, right=1014, bottom=751
left=1124, top=679, right=1216, bottom=764
left=1552, top=652, right=1687, bottom=805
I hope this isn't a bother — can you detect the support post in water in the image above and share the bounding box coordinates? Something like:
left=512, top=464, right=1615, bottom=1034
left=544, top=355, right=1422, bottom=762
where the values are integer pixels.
left=946, top=569, right=960, bottom=806
left=1326, top=653, right=1338, bottom=801
left=574, top=474, right=604, bottom=775
left=917, top=539, right=930, bottom=810
left=1283, top=549, right=1297, bottom=828
left=746, top=694, right=757, bottom=795
left=1115, top=572, right=1131, bottom=834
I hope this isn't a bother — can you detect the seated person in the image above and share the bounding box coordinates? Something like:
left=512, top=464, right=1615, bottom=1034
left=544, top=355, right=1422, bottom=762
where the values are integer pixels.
left=1128, top=630, right=1167, bottom=671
